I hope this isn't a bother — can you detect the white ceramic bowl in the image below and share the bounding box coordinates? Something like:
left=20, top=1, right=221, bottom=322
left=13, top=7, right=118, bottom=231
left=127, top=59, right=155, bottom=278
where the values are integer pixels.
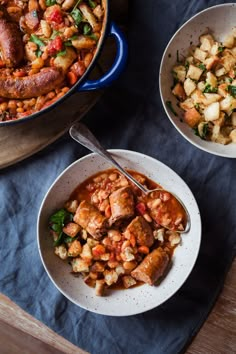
left=37, top=150, right=201, bottom=316
left=159, top=3, right=236, bottom=158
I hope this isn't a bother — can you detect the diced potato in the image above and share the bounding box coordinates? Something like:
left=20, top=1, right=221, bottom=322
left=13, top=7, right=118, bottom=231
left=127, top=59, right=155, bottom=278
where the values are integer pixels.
left=63, top=222, right=81, bottom=237
left=95, top=279, right=105, bottom=296
left=122, top=276, right=137, bottom=289
left=193, top=47, right=207, bottom=62
left=179, top=98, right=194, bottom=111
left=172, top=82, right=186, bottom=101
left=172, top=65, right=186, bottom=82
left=206, top=72, right=217, bottom=87
left=223, top=33, right=235, bottom=48
left=68, top=240, right=82, bottom=257
left=204, top=55, right=219, bottom=70
left=204, top=102, right=220, bottom=121
left=183, top=78, right=196, bottom=96
left=55, top=245, right=68, bottom=260
left=184, top=107, right=201, bottom=127
left=187, top=64, right=203, bottom=81
left=72, top=257, right=90, bottom=272
left=53, top=47, right=77, bottom=71
left=229, top=128, right=236, bottom=142
left=199, top=34, right=215, bottom=52
left=72, top=35, right=96, bottom=50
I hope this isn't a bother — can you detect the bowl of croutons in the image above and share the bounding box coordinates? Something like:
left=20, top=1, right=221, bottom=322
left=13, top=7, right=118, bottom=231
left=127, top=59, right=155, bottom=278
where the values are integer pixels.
left=159, top=3, right=236, bottom=158
left=37, top=150, right=201, bottom=316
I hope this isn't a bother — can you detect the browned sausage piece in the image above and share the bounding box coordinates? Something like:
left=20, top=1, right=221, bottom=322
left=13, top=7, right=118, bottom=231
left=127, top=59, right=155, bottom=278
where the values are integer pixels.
left=109, top=186, right=134, bottom=223
left=0, top=12, right=24, bottom=67
left=0, top=68, right=65, bottom=99
left=131, top=247, right=169, bottom=285
left=73, top=200, right=108, bottom=240
left=124, top=216, right=154, bottom=247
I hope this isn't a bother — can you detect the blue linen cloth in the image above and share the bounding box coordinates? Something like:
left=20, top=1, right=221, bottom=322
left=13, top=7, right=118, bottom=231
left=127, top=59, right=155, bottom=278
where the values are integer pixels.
left=1, top=0, right=236, bottom=353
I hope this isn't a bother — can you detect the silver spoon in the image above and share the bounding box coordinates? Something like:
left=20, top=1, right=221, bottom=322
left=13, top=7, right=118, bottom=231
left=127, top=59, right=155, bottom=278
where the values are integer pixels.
left=69, top=122, right=191, bottom=233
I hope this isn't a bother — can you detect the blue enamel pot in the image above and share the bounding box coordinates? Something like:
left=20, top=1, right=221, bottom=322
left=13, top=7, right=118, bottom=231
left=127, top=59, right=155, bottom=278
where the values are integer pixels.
left=1, top=0, right=128, bottom=126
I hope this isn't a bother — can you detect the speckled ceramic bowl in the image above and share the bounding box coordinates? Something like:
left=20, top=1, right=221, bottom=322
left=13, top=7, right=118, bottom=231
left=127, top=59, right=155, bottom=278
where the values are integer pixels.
left=159, top=3, right=236, bottom=158
left=37, top=150, right=201, bottom=316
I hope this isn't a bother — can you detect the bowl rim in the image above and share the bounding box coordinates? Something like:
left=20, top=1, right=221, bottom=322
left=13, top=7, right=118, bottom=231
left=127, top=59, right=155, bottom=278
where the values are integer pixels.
left=159, top=2, right=236, bottom=158
left=37, top=149, right=202, bottom=316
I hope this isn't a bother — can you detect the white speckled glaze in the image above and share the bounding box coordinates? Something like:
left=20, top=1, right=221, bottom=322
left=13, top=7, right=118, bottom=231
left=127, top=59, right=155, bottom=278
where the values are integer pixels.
left=37, top=150, right=201, bottom=316
left=159, top=3, right=236, bottom=158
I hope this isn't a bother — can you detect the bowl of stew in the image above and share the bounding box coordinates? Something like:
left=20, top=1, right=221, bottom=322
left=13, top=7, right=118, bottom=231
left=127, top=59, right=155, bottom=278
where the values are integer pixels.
left=37, top=150, right=201, bottom=316
left=0, top=0, right=127, bottom=125
left=160, top=3, right=236, bottom=158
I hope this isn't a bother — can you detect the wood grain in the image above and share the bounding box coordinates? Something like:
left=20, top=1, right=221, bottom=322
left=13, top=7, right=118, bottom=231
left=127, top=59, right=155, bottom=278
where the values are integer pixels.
left=0, top=258, right=235, bottom=353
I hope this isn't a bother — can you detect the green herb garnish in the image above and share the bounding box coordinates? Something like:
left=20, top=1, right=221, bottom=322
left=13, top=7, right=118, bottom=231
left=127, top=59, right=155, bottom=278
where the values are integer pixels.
left=49, top=209, right=73, bottom=246
left=203, top=84, right=218, bottom=93
left=46, top=0, right=56, bottom=6
left=87, top=0, right=96, bottom=8
left=83, top=23, right=92, bottom=35
left=198, top=63, right=206, bottom=71
left=193, top=123, right=209, bottom=140
left=228, top=85, right=236, bottom=97
left=71, top=8, right=83, bottom=25
left=218, top=46, right=225, bottom=53
left=56, top=49, right=67, bottom=56
left=30, top=34, right=45, bottom=47
left=166, top=100, right=177, bottom=116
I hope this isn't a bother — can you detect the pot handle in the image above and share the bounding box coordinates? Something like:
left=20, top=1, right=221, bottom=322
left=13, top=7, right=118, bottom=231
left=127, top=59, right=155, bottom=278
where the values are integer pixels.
left=77, top=21, right=128, bottom=91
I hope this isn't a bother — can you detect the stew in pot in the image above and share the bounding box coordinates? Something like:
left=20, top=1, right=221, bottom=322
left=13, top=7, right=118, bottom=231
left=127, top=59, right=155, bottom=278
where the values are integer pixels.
left=0, top=0, right=104, bottom=121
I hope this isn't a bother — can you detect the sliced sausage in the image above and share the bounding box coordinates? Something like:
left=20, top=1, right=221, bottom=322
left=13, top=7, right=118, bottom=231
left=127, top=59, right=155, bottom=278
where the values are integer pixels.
left=124, top=216, right=154, bottom=247
left=0, top=67, right=65, bottom=99
left=131, top=247, right=169, bottom=285
left=109, top=186, right=134, bottom=224
left=73, top=200, right=108, bottom=240
left=0, top=9, right=24, bottom=67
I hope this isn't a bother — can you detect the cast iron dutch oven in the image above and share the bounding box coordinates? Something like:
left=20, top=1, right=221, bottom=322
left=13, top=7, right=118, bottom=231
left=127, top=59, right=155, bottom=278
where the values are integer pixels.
left=0, top=0, right=128, bottom=126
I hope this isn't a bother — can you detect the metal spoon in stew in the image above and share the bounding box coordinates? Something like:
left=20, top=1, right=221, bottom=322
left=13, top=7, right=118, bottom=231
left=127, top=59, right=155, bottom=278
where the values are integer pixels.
left=69, top=122, right=191, bottom=233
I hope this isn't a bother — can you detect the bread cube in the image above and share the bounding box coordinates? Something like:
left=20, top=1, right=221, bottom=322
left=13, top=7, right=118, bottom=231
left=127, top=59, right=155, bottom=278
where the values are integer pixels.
left=184, top=107, right=201, bottom=127
left=172, top=65, right=186, bottom=82
left=197, top=81, right=206, bottom=91
left=80, top=243, right=93, bottom=262
left=122, top=275, right=137, bottom=289
left=199, top=34, right=215, bottom=52
left=204, top=102, right=220, bottom=121
left=203, top=93, right=221, bottom=105
left=231, top=112, right=236, bottom=126
left=194, top=47, right=207, bottom=62
left=184, top=78, right=196, bottom=96
left=220, top=95, right=236, bottom=114
left=215, top=67, right=226, bottom=77
left=221, top=51, right=236, bottom=72
left=223, top=34, right=235, bottom=48
left=172, top=82, right=186, bottom=101
left=187, top=64, right=203, bottom=81
left=179, top=98, right=194, bottom=111
left=55, top=245, right=68, bottom=260
left=64, top=200, right=79, bottom=213
left=72, top=257, right=90, bottom=272
left=218, top=83, right=228, bottom=97
left=63, top=222, right=81, bottom=237
left=206, top=72, right=217, bottom=88
left=210, top=42, right=220, bottom=55
left=68, top=240, right=82, bottom=257
left=204, top=56, right=219, bottom=70
left=191, top=89, right=206, bottom=104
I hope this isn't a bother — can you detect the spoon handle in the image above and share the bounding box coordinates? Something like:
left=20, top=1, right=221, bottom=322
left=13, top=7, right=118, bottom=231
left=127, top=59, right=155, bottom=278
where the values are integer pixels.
left=69, top=122, right=148, bottom=194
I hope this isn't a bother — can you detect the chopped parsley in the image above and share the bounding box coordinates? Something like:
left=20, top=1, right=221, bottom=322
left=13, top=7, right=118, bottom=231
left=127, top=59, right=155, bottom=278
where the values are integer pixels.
left=166, top=100, right=178, bottom=116
left=218, top=46, right=225, bottom=53
left=198, top=63, right=206, bottom=71
left=49, top=209, right=74, bottom=246
left=87, top=0, right=96, bottom=8
left=83, top=23, right=92, bottom=35
left=228, top=85, right=236, bottom=98
left=203, top=84, right=218, bottom=93
left=193, top=123, right=209, bottom=140
left=30, top=34, right=45, bottom=47
left=46, top=0, right=56, bottom=6
left=71, top=8, right=83, bottom=25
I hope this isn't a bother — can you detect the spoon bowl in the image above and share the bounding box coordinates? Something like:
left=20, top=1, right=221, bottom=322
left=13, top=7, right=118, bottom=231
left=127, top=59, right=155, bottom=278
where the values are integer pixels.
left=69, top=122, right=191, bottom=233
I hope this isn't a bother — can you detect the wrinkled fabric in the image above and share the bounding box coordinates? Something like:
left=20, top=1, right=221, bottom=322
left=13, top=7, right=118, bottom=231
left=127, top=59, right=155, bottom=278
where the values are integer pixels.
left=1, top=0, right=236, bottom=353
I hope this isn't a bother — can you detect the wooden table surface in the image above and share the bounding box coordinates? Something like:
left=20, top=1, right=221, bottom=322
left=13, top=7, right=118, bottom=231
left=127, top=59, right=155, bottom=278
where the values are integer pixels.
left=0, top=258, right=235, bottom=354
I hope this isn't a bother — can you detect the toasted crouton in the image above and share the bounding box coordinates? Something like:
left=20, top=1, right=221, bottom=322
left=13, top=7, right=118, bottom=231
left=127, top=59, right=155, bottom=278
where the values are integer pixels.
left=179, top=98, right=194, bottom=111
left=187, top=64, right=203, bottom=81
left=204, top=102, right=220, bottom=121
left=63, top=222, right=81, bottom=237
left=184, top=107, right=201, bottom=127
left=206, top=72, right=217, bottom=87
left=231, top=112, right=236, bottom=125
left=223, top=33, right=235, bottom=48
left=229, top=128, right=236, bottom=142
left=199, top=34, right=215, bottom=52
left=68, top=240, right=82, bottom=257
left=203, top=93, right=221, bottom=105
left=172, top=65, right=186, bottom=82
left=184, top=78, right=196, bottom=96
left=193, top=47, right=207, bottom=62
left=172, top=82, right=186, bottom=101
left=204, top=55, right=219, bottom=70
left=218, top=83, right=228, bottom=97
left=72, top=257, right=90, bottom=272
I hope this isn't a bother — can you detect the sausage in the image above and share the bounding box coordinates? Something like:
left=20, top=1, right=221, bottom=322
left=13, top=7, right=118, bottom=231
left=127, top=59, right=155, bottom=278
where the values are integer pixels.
left=0, top=67, right=65, bottom=99
left=0, top=7, right=24, bottom=67
left=73, top=200, right=108, bottom=240
left=109, top=186, right=134, bottom=224
left=131, top=247, right=169, bottom=285
left=124, top=216, right=154, bottom=247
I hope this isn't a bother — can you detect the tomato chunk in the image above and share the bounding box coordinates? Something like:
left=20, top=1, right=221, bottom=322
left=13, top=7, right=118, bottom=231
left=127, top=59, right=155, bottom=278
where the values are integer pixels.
left=47, top=36, right=63, bottom=55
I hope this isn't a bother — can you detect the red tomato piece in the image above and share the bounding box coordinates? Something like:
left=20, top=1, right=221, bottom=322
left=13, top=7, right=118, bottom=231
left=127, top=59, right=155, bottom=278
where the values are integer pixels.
left=49, top=8, right=63, bottom=24
left=47, top=36, right=63, bottom=55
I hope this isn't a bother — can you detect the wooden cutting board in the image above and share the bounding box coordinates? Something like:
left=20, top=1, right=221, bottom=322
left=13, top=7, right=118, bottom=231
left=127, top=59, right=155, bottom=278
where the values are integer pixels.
left=0, top=0, right=128, bottom=170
